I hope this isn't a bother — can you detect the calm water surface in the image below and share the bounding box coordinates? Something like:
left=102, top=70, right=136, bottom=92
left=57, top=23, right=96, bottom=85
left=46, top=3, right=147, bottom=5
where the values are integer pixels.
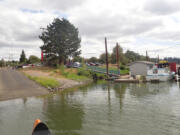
left=1, top=82, right=180, bottom=135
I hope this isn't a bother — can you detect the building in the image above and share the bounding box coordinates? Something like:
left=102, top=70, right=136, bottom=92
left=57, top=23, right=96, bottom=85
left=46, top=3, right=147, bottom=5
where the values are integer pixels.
left=129, top=61, right=154, bottom=76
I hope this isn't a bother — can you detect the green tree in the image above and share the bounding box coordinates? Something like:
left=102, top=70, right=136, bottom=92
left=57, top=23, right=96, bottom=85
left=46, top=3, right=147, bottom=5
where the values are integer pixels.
left=28, top=55, right=40, bottom=64
left=0, top=59, right=5, bottom=67
left=111, top=45, right=127, bottom=65
left=73, top=56, right=83, bottom=63
left=88, top=57, right=98, bottom=63
left=19, top=50, right=27, bottom=63
left=39, top=18, right=81, bottom=65
left=125, top=50, right=146, bottom=62
left=99, top=53, right=111, bottom=64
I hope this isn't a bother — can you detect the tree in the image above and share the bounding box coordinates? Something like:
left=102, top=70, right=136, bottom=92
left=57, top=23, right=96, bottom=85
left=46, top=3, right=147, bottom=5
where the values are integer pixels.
left=39, top=18, right=81, bottom=65
left=88, top=57, right=98, bottom=63
left=73, top=56, right=83, bottom=63
left=111, top=45, right=127, bottom=65
left=99, top=53, right=111, bottom=64
left=0, top=59, right=5, bottom=67
left=28, top=55, right=40, bottom=64
left=125, top=50, right=146, bottom=62
left=19, top=50, right=27, bottom=63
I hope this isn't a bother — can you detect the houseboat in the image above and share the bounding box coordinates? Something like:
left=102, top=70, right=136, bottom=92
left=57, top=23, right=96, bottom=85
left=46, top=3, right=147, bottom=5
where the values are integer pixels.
left=146, top=61, right=175, bottom=82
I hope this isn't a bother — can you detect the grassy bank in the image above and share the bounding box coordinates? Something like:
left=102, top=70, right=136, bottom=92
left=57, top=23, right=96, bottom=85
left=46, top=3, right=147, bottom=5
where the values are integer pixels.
left=27, top=75, right=60, bottom=88
left=24, top=64, right=128, bottom=83
left=53, top=66, right=90, bottom=81
left=60, top=66, right=106, bottom=80
left=62, top=67, right=89, bottom=80
left=120, top=69, right=129, bottom=75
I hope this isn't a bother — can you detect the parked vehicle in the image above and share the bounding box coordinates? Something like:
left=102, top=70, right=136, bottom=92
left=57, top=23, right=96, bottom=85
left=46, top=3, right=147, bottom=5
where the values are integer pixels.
left=89, top=62, right=96, bottom=66
left=86, top=62, right=90, bottom=66
left=95, top=62, right=100, bottom=66
left=66, top=62, right=74, bottom=68
left=66, top=62, right=81, bottom=68
left=73, top=62, right=81, bottom=68
left=15, top=65, right=23, bottom=69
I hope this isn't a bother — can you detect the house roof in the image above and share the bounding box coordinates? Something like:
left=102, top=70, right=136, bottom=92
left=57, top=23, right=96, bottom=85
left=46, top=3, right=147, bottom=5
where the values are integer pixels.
left=129, top=61, right=155, bottom=66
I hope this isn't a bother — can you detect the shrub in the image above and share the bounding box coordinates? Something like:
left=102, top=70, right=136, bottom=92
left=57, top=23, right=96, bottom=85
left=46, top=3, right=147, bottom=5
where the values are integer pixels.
left=77, top=68, right=90, bottom=76
left=120, top=65, right=125, bottom=70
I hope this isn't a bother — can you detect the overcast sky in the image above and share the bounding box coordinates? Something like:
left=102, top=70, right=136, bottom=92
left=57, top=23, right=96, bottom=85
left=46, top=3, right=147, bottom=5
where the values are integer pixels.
left=0, top=0, right=180, bottom=60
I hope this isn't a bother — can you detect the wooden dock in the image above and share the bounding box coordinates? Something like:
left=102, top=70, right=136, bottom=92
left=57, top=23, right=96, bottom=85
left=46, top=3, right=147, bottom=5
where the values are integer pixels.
left=114, top=79, right=139, bottom=83
left=150, top=79, right=160, bottom=83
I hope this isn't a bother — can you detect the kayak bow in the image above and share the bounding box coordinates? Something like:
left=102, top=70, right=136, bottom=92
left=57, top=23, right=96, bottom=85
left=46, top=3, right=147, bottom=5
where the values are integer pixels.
left=32, top=119, right=51, bottom=135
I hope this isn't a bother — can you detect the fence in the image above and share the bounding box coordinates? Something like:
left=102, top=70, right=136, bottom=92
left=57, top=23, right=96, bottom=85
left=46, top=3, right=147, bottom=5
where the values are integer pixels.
left=87, top=66, right=120, bottom=76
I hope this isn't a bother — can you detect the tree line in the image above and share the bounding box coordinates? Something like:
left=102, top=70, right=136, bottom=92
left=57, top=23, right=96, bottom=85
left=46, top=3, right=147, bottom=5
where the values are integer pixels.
left=19, top=50, right=40, bottom=64
left=75, top=47, right=148, bottom=65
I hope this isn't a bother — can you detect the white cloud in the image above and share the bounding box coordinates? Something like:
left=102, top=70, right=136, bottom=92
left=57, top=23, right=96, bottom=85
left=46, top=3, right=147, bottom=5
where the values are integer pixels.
left=0, top=0, right=180, bottom=60
left=144, top=0, right=180, bottom=15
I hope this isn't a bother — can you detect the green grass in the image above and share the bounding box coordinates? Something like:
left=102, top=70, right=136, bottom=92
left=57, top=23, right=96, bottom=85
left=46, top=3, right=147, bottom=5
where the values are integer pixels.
left=27, top=75, right=60, bottom=88
left=58, top=65, right=89, bottom=81
left=120, top=69, right=129, bottom=75
left=63, top=72, right=89, bottom=80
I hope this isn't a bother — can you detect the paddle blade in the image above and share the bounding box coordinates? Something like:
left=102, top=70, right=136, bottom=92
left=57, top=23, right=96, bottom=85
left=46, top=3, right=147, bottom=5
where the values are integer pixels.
left=32, top=122, right=51, bottom=135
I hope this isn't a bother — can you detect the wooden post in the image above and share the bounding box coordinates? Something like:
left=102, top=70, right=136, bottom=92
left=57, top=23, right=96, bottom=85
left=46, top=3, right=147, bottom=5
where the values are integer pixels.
left=146, top=51, right=148, bottom=61
left=105, top=37, right=109, bottom=77
left=116, top=43, right=120, bottom=75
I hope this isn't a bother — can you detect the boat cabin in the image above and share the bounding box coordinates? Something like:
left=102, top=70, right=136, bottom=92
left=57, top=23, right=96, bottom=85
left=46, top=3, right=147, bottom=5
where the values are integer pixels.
left=129, top=61, right=155, bottom=77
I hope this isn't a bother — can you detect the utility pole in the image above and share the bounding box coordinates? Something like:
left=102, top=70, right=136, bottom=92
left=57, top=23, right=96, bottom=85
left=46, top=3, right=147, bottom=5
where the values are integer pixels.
left=116, top=43, right=120, bottom=75
left=157, top=55, right=159, bottom=63
left=146, top=51, right=148, bottom=61
left=105, top=37, right=109, bottom=77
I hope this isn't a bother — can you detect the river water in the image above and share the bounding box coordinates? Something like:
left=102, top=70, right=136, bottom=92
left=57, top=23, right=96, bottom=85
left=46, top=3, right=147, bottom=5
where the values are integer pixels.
left=1, top=81, right=180, bottom=135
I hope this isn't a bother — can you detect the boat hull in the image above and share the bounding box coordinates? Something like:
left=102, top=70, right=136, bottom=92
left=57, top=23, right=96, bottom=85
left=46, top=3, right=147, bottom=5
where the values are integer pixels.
left=146, top=74, right=173, bottom=82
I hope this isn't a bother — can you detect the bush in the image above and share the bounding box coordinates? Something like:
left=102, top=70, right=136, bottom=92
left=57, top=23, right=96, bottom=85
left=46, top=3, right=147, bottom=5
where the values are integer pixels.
left=89, top=71, right=106, bottom=80
left=120, top=65, right=125, bottom=70
left=77, top=68, right=90, bottom=76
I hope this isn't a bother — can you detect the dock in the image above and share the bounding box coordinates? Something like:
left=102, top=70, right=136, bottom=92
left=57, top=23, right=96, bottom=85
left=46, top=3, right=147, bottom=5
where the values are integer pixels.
left=114, top=79, right=139, bottom=83
left=150, top=79, right=160, bottom=83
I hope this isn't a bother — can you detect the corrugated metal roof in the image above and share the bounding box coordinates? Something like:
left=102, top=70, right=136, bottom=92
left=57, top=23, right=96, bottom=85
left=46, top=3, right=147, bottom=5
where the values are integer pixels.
left=129, top=61, right=155, bottom=66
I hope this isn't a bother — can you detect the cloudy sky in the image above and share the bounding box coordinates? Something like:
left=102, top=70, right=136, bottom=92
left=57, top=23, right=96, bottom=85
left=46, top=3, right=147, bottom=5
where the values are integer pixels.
left=0, top=0, right=180, bottom=60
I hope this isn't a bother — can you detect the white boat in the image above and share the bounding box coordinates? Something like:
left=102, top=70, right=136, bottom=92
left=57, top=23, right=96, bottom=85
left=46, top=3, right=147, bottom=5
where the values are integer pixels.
left=146, top=67, right=174, bottom=82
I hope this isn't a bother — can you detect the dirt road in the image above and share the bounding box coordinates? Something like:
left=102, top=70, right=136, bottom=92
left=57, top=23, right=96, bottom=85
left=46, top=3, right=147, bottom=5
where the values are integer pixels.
left=0, top=68, right=48, bottom=101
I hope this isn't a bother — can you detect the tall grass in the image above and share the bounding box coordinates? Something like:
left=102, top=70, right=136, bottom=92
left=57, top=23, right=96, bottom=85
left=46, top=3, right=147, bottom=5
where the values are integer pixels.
left=59, top=65, right=89, bottom=80
left=27, top=75, right=60, bottom=88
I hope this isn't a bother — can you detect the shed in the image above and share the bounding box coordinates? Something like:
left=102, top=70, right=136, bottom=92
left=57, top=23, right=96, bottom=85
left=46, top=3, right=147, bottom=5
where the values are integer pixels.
left=129, top=61, right=154, bottom=76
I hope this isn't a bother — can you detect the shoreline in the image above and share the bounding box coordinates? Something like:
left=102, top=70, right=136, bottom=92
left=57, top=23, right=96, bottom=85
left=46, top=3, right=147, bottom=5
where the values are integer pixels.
left=0, top=68, right=92, bottom=102
left=22, top=68, right=92, bottom=91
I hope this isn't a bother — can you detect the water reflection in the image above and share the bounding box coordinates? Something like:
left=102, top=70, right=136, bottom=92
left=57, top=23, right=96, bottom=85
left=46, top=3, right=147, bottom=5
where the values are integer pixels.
left=128, top=82, right=172, bottom=97
left=113, top=83, right=127, bottom=109
left=1, top=82, right=180, bottom=135
left=43, top=93, right=84, bottom=135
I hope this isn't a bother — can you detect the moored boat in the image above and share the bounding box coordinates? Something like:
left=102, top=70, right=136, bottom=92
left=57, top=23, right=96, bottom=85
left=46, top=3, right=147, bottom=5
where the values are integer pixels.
left=146, top=61, right=175, bottom=82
